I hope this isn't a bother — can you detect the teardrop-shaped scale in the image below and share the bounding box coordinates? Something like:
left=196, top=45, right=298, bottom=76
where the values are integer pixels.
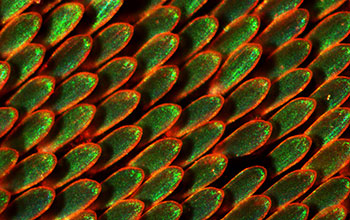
left=268, top=98, right=316, bottom=143
left=263, top=170, right=316, bottom=210
left=42, top=143, right=101, bottom=189
left=175, top=121, right=225, bottom=168
left=302, top=176, right=350, bottom=213
left=304, top=107, right=350, bottom=149
left=135, top=103, right=181, bottom=146
left=36, top=3, right=85, bottom=48
left=0, top=62, right=10, bottom=91
left=254, top=9, right=309, bottom=54
left=6, top=76, right=55, bottom=116
left=0, top=189, right=10, bottom=214
left=87, top=57, right=137, bottom=103
left=2, top=110, right=55, bottom=155
left=220, top=166, right=267, bottom=214
left=266, top=203, right=309, bottom=220
left=91, top=167, right=144, bottom=210
left=208, top=44, right=262, bottom=96
left=0, top=0, right=36, bottom=25
left=132, top=166, right=183, bottom=207
left=37, top=104, right=96, bottom=153
left=217, top=77, right=270, bottom=124
left=85, top=90, right=140, bottom=138
left=82, top=22, right=134, bottom=70
left=213, top=120, right=272, bottom=158
left=311, top=205, right=347, bottom=220
left=89, top=125, right=142, bottom=174
left=302, top=139, right=350, bottom=183
left=128, top=138, right=182, bottom=176
left=0, top=12, right=42, bottom=59
left=209, top=15, right=260, bottom=57
left=0, top=186, right=55, bottom=220
left=4, top=43, right=45, bottom=93
left=0, top=152, right=57, bottom=194
left=38, top=35, right=92, bottom=82
left=42, top=179, right=101, bottom=220
left=166, top=95, right=224, bottom=138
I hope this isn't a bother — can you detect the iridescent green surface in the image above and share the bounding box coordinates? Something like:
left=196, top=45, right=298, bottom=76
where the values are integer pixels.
left=175, top=121, right=224, bottom=167
left=182, top=187, right=223, bottom=220
left=181, top=154, right=227, bottom=197
left=0, top=107, right=17, bottom=138
left=268, top=98, right=316, bottom=141
left=44, top=179, right=101, bottom=220
left=303, top=139, right=350, bottom=182
left=0, top=61, right=9, bottom=90
left=39, top=35, right=92, bottom=82
left=267, top=135, right=311, bottom=177
left=5, top=44, right=45, bottom=92
left=133, top=166, right=183, bottom=207
left=0, top=148, right=18, bottom=178
left=129, top=138, right=181, bottom=176
left=134, top=6, right=180, bottom=48
left=214, top=120, right=272, bottom=158
left=91, top=126, right=142, bottom=173
left=222, top=195, right=271, bottom=220
left=86, top=23, right=133, bottom=69
left=45, top=72, right=97, bottom=114
left=210, top=15, right=259, bottom=56
left=43, top=143, right=101, bottom=189
left=312, top=205, right=347, bottom=220
left=134, top=33, right=178, bottom=80
left=0, top=12, right=41, bottom=58
left=100, top=200, right=144, bottom=220
left=311, top=77, right=350, bottom=115
left=302, top=177, right=350, bottom=213
left=212, top=0, right=257, bottom=28
left=82, top=0, right=123, bottom=34
left=7, top=76, right=55, bottom=116
left=209, top=44, right=261, bottom=95
left=261, top=69, right=312, bottom=115
left=306, top=12, right=350, bottom=54
left=220, top=78, right=270, bottom=124
left=141, top=201, right=182, bottom=220
left=308, top=44, right=350, bottom=85
left=255, top=9, right=308, bottom=53
left=2, top=110, right=54, bottom=155
left=266, top=203, right=308, bottom=220
left=168, top=95, right=223, bottom=137
left=305, top=108, right=350, bottom=148
left=254, top=0, right=302, bottom=24
left=86, top=90, right=140, bottom=137
left=1, top=187, right=55, bottom=220
left=174, top=51, right=221, bottom=101
left=1, top=153, right=56, bottom=194
left=0, top=189, right=9, bottom=213
left=261, top=39, right=311, bottom=81
left=304, top=0, right=346, bottom=21
left=175, top=16, right=218, bottom=61
left=88, top=57, right=137, bottom=103
left=222, top=166, right=267, bottom=213
left=93, top=167, right=144, bottom=210
left=263, top=170, right=316, bottom=209
left=135, top=104, right=181, bottom=145
left=135, top=65, right=178, bottom=108
left=38, top=3, right=84, bottom=48
left=37, top=104, right=95, bottom=153
left=171, top=0, right=207, bottom=21
left=0, top=0, right=33, bottom=24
